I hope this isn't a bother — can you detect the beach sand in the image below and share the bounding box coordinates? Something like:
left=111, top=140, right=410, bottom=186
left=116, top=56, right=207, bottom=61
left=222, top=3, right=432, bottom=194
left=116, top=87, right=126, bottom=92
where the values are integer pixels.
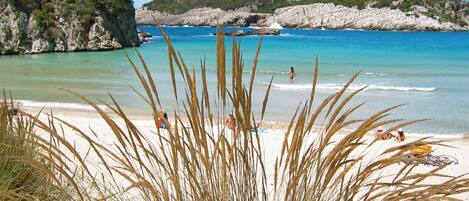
left=27, top=107, right=469, bottom=200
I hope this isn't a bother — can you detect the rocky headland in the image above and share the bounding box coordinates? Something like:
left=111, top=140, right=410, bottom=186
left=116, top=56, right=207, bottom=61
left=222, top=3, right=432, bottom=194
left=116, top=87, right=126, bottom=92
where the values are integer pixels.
left=0, top=0, right=141, bottom=55
left=136, top=3, right=469, bottom=31
left=263, top=4, right=467, bottom=31
left=136, top=7, right=267, bottom=27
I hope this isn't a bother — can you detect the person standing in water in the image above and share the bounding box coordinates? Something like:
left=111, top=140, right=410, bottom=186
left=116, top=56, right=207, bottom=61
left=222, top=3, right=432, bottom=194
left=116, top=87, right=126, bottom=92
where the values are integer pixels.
left=289, top=66, right=295, bottom=80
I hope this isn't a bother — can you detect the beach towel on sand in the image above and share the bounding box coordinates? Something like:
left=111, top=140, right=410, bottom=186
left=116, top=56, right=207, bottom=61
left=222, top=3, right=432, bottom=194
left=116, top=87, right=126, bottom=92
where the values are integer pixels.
left=410, top=144, right=432, bottom=157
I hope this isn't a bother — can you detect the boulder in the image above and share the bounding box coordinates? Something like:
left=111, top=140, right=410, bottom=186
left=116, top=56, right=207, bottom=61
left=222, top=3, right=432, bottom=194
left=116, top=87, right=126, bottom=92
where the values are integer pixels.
left=138, top=31, right=153, bottom=43
left=248, top=28, right=280, bottom=35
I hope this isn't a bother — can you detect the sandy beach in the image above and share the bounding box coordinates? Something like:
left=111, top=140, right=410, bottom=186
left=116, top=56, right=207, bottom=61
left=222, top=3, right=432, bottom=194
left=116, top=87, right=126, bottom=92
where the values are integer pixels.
left=25, top=106, right=469, bottom=200
left=2, top=1, right=469, bottom=200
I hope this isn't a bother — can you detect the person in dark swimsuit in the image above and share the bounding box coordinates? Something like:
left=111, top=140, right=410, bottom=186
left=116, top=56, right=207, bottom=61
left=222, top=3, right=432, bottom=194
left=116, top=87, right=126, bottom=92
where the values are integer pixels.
left=289, top=66, right=295, bottom=80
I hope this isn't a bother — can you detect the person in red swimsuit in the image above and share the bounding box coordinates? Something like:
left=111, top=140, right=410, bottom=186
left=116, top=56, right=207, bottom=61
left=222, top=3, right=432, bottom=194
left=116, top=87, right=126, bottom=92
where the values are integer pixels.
left=157, top=112, right=169, bottom=129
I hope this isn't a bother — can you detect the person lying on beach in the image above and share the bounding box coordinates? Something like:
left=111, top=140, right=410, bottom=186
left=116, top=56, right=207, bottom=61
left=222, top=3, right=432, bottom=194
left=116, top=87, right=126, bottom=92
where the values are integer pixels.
left=375, top=126, right=390, bottom=140
left=226, top=114, right=236, bottom=131
left=394, top=128, right=406, bottom=142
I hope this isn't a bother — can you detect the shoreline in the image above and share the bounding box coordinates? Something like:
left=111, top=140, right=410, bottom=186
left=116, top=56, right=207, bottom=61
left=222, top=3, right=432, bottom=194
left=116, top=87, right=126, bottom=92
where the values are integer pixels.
left=27, top=106, right=469, bottom=199
left=138, top=24, right=469, bottom=33
left=2, top=25, right=468, bottom=57
left=23, top=106, right=469, bottom=140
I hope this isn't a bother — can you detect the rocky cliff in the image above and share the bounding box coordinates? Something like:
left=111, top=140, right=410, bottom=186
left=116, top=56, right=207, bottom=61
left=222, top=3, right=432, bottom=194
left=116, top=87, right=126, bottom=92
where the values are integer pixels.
left=0, top=0, right=140, bottom=55
left=136, top=7, right=267, bottom=27
left=262, top=3, right=466, bottom=31
left=136, top=3, right=469, bottom=31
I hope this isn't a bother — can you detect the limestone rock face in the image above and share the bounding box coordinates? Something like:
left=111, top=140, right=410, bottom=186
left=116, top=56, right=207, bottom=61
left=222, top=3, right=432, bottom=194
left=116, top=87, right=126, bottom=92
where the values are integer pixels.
left=58, top=15, right=87, bottom=52
left=31, top=38, right=53, bottom=53
left=136, top=3, right=468, bottom=31
left=0, top=5, right=30, bottom=54
left=260, top=3, right=466, bottom=31
left=87, top=15, right=122, bottom=50
left=135, top=7, right=166, bottom=25
left=0, top=1, right=140, bottom=55
left=136, top=7, right=267, bottom=27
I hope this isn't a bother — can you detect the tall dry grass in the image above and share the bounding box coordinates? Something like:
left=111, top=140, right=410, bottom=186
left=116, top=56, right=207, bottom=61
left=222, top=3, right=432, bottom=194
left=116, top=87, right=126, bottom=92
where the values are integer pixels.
left=2, top=29, right=469, bottom=200
left=0, top=94, right=70, bottom=200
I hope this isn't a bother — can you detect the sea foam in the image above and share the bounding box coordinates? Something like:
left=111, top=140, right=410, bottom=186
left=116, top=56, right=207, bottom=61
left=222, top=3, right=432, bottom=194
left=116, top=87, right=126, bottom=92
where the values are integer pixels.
left=270, top=83, right=436, bottom=92
left=363, top=72, right=389, bottom=77
left=269, top=22, right=284, bottom=29
left=17, top=100, right=107, bottom=111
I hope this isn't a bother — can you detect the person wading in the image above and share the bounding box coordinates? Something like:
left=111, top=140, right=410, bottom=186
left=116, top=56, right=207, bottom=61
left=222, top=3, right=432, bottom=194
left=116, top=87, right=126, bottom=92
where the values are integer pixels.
left=289, top=66, right=295, bottom=80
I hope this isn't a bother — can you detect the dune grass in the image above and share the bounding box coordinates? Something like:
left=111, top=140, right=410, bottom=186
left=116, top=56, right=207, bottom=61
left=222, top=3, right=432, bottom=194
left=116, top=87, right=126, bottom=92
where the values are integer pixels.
left=0, top=95, right=68, bottom=200
left=1, top=29, right=469, bottom=200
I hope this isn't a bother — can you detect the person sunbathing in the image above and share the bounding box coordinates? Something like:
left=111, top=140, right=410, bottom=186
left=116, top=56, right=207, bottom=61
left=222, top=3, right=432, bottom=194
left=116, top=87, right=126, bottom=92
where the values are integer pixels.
left=157, top=112, right=170, bottom=129
left=226, top=114, right=236, bottom=131
left=375, top=126, right=390, bottom=140
left=394, top=128, right=406, bottom=142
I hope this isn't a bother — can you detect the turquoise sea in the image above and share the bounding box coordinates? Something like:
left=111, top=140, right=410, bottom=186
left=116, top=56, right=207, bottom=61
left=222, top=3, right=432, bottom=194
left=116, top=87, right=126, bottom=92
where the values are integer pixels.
left=1, top=26, right=469, bottom=135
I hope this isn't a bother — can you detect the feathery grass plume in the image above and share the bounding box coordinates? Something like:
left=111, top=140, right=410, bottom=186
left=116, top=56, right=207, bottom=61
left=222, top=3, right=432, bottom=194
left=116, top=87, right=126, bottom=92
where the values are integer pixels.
left=19, top=28, right=469, bottom=201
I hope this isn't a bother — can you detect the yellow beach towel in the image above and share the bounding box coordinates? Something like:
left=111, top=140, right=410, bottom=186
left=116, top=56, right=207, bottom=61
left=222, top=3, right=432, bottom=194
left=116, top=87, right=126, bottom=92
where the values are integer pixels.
left=410, top=145, right=432, bottom=157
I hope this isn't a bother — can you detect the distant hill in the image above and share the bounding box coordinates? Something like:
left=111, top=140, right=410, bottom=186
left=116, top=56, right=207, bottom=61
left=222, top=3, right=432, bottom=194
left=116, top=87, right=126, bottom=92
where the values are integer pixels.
left=143, top=0, right=469, bottom=26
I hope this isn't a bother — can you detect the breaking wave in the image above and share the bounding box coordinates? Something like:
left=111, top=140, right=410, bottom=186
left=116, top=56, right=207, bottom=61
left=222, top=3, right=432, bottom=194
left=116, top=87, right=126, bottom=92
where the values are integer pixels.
left=16, top=100, right=107, bottom=111
left=269, top=83, right=436, bottom=92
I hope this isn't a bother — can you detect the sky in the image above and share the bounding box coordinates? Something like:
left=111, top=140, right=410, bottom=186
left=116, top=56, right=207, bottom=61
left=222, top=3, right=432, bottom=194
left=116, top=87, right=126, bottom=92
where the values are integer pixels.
left=133, top=0, right=152, bottom=8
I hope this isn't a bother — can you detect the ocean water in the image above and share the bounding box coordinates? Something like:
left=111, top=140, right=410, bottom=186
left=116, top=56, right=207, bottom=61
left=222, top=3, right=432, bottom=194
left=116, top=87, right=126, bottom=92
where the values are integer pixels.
left=1, top=26, right=469, bottom=135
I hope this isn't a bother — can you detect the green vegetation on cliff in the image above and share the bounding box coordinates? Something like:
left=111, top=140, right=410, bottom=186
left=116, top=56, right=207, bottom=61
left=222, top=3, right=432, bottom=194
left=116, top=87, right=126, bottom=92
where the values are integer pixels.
left=1, top=0, right=133, bottom=38
left=0, top=0, right=139, bottom=54
left=144, top=0, right=469, bottom=25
